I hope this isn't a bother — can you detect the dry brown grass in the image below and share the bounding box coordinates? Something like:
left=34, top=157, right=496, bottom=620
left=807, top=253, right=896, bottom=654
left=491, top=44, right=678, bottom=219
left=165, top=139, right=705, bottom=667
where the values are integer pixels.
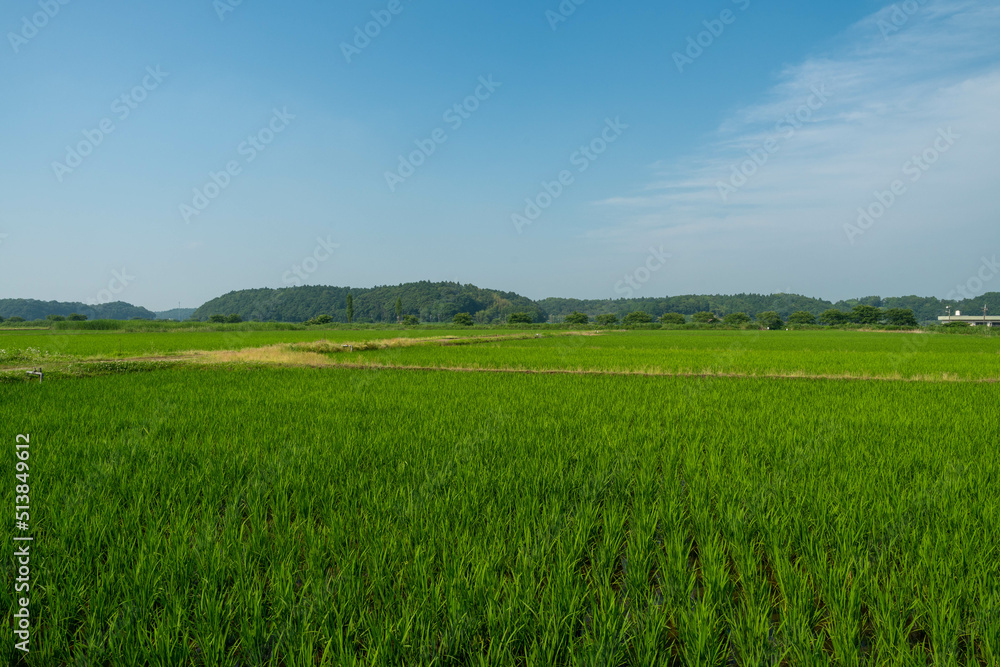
left=287, top=331, right=591, bottom=354
left=190, top=346, right=335, bottom=367
left=289, top=337, right=448, bottom=354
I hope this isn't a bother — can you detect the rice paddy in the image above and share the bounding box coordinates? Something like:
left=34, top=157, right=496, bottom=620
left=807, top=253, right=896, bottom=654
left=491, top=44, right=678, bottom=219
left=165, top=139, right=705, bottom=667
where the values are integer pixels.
left=301, top=329, right=1000, bottom=381
left=1, top=328, right=998, bottom=665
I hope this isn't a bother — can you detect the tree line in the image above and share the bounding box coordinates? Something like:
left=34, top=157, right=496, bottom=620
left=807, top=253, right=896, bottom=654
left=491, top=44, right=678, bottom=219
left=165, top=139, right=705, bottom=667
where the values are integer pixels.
left=539, top=292, right=1000, bottom=324
left=7, top=285, right=997, bottom=326
left=547, top=305, right=919, bottom=328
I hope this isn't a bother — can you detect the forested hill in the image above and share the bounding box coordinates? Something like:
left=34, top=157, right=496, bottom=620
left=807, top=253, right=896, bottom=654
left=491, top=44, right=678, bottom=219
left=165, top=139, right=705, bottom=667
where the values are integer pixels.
left=191, top=282, right=546, bottom=323
left=0, top=299, right=155, bottom=321
left=191, top=285, right=1000, bottom=324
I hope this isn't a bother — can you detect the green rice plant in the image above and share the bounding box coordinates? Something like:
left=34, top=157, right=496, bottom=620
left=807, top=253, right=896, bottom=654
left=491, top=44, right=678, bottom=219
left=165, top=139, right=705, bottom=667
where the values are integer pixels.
left=2, top=358, right=998, bottom=664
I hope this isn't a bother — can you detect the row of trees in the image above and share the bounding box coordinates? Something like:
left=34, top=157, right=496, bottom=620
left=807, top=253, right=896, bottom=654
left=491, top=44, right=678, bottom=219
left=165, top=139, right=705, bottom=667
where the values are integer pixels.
left=451, top=312, right=534, bottom=326
left=541, top=293, right=999, bottom=324
left=814, top=305, right=919, bottom=327
left=3, top=302, right=921, bottom=330
left=559, top=305, right=919, bottom=328
left=541, top=293, right=834, bottom=321
left=0, top=313, right=88, bottom=323
left=560, top=310, right=787, bottom=327
left=285, top=304, right=922, bottom=329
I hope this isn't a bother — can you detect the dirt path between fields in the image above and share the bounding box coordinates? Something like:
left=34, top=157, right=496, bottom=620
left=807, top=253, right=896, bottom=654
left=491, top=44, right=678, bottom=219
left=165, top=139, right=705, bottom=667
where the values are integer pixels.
left=21, top=353, right=982, bottom=384
left=286, top=362, right=999, bottom=383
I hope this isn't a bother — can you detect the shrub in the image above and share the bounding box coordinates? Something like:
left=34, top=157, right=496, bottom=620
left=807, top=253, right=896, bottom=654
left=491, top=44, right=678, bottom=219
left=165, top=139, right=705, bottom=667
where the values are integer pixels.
left=565, top=312, right=589, bottom=325
left=757, top=311, right=784, bottom=329
left=787, top=311, right=817, bottom=325
left=402, top=315, right=420, bottom=325
left=67, top=313, right=88, bottom=321
left=818, top=309, right=850, bottom=326
left=851, top=305, right=882, bottom=325
left=622, top=311, right=653, bottom=325
left=692, top=312, right=717, bottom=324
left=595, top=314, right=619, bottom=326
left=453, top=313, right=474, bottom=326
left=660, top=313, right=686, bottom=325
left=507, top=312, right=534, bottom=325
left=884, top=308, right=918, bottom=327
left=723, top=312, right=751, bottom=326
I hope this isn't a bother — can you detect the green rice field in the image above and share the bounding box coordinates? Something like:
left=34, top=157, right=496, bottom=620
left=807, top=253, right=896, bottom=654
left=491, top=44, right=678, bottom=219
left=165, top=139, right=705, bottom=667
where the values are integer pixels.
left=304, top=330, right=1000, bottom=382
left=2, top=328, right=998, bottom=665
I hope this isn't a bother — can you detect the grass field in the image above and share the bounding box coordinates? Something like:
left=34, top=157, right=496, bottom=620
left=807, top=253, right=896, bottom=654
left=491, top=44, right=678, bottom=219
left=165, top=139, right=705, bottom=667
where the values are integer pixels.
left=0, top=328, right=512, bottom=363
left=2, top=328, right=999, bottom=665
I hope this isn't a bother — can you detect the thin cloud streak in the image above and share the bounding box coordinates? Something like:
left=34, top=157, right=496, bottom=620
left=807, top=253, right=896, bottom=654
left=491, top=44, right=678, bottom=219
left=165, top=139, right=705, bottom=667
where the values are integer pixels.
left=592, top=0, right=1000, bottom=265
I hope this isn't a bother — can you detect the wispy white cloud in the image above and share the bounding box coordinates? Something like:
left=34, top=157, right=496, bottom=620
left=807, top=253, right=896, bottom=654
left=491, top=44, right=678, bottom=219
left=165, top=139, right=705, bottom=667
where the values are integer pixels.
left=592, top=0, right=1000, bottom=294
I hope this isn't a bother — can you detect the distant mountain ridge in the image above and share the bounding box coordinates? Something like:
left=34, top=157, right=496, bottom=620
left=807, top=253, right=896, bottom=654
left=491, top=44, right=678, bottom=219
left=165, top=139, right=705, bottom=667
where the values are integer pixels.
left=154, top=308, right=197, bottom=321
left=0, top=299, right=154, bottom=321
left=5, top=285, right=998, bottom=324
left=192, top=284, right=1000, bottom=324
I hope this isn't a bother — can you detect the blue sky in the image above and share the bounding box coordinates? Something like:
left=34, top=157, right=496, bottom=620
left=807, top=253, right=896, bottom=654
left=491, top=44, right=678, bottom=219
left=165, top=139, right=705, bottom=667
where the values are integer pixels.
left=1, top=0, right=998, bottom=310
